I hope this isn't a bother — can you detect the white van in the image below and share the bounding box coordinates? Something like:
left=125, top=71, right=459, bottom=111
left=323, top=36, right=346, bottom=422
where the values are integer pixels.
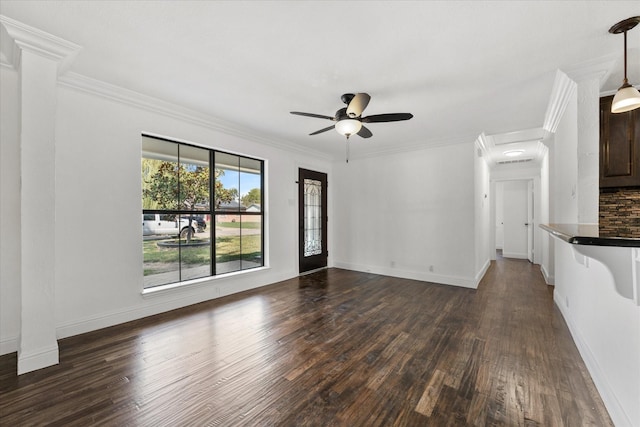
left=142, top=214, right=196, bottom=237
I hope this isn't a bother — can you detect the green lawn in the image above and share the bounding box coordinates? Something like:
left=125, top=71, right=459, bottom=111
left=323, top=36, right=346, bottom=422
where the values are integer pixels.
left=215, top=234, right=261, bottom=262
left=216, top=221, right=261, bottom=229
left=143, top=234, right=261, bottom=276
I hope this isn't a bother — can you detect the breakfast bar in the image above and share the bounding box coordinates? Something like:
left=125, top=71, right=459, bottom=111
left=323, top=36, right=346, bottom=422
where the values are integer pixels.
left=540, top=223, right=640, bottom=303
left=540, top=223, right=640, bottom=427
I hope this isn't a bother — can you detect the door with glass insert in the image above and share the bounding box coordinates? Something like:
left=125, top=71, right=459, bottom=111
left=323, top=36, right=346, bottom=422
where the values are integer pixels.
left=298, top=168, right=327, bottom=273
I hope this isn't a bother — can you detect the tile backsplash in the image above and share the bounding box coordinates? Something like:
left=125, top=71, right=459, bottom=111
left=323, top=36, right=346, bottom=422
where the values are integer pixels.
left=599, top=188, right=640, bottom=238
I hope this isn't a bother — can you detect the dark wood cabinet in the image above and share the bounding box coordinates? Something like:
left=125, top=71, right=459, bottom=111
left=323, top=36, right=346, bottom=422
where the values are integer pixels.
left=600, top=95, right=640, bottom=188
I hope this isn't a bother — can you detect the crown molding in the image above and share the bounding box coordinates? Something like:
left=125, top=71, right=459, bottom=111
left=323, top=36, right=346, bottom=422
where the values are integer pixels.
left=475, top=132, right=496, bottom=167
left=563, top=54, right=617, bottom=85
left=543, top=55, right=617, bottom=135
left=57, top=72, right=331, bottom=161
left=534, top=140, right=548, bottom=159
left=0, top=15, right=81, bottom=74
left=543, top=69, right=577, bottom=134
left=0, top=17, right=329, bottom=161
left=491, top=127, right=546, bottom=146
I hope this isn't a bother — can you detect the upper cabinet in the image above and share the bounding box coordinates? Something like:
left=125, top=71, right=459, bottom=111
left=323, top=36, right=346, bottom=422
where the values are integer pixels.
left=600, top=95, right=640, bottom=188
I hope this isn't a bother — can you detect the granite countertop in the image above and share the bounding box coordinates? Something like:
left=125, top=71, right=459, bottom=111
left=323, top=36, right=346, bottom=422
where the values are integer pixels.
left=540, top=223, right=640, bottom=248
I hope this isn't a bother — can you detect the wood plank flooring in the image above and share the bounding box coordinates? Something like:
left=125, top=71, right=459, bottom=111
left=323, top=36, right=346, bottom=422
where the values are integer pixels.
left=0, top=256, right=612, bottom=426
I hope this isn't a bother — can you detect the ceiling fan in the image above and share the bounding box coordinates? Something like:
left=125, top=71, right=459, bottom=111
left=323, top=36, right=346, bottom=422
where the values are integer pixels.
left=290, top=92, right=413, bottom=140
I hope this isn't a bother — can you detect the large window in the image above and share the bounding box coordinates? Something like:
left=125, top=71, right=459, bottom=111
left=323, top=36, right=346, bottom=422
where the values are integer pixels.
left=142, top=135, right=263, bottom=289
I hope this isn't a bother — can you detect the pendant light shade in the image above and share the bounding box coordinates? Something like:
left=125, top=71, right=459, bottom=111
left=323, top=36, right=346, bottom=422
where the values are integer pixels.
left=611, top=83, right=640, bottom=113
left=335, top=119, right=362, bottom=136
left=610, top=17, right=640, bottom=113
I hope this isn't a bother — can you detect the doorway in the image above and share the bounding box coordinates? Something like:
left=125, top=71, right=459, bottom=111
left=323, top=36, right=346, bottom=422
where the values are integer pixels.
left=497, top=179, right=533, bottom=261
left=298, top=168, right=328, bottom=273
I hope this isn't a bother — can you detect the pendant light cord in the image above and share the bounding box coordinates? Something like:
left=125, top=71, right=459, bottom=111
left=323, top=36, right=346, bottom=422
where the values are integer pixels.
left=623, top=30, right=628, bottom=84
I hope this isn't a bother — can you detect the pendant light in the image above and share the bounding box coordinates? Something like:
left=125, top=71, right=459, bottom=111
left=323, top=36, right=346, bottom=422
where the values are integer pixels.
left=609, top=17, right=640, bottom=113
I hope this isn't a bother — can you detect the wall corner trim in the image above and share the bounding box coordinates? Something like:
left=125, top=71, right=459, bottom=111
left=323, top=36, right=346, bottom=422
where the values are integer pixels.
left=0, top=15, right=81, bottom=74
left=541, top=264, right=554, bottom=285
left=17, top=343, right=59, bottom=375
left=543, top=70, right=577, bottom=134
left=474, top=258, right=491, bottom=287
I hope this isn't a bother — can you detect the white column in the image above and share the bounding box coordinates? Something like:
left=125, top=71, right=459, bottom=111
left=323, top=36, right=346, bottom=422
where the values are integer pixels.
left=575, top=77, right=600, bottom=224
left=565, top=57, right=616, bottom=224
left=1, top=16, right=80, bottom=374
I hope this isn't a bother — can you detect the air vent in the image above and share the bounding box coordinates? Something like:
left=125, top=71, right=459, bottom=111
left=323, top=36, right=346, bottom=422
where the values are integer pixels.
left=497, top=158, right=534, bottom=165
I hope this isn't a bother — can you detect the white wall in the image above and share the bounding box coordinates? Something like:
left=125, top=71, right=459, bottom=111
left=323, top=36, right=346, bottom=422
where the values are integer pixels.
left=539, top=150, right=552, bottom=284
left=0, top=66, right=21, bottom=353
left=332, top=142, right=482, bottom=288
left=575, top=79, right=600, bottom=224
left=550, top=91, right=579, bottom=224
left=0, top=66, right=333, bottom=354
left=474, top=141, right=491, bottom=278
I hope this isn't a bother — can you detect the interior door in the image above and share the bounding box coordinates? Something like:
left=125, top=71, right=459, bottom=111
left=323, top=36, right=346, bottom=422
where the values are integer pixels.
left=502, top=180, right=529, bottom=259
left=495, top=181, right=504, bottom=250
left=298, top=168, right=328, bottom=273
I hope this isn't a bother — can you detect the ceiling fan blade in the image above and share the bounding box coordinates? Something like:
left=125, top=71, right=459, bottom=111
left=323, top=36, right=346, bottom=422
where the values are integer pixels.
left=309, top=125, right=335, bottom=135
left=346, top=93, right=371, bottom=118
left=362, top=113, right=413, bottom=123
left=357, top=126, right=372, bottom=138
left=290, top=111, right=336, bottom=121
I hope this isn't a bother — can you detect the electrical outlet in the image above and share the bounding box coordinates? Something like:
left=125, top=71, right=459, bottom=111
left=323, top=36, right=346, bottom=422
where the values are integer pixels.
left=565, top=296, right=569, bottom=308
left=429, top=265, right=434, bottom=272
left=390, top=261, right=396, bottom=267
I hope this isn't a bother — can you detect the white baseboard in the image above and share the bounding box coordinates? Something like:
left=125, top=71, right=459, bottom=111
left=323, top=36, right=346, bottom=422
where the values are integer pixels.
left=17, top=343, right=59, bottom=375
left=502, top=251, right=528, bottom=259
left=1, top=271, right=296, bottom=360
left=0, top=336, right=18, bottom=356
left=333, top=261, right=479, bottom=289
left=56, top=271, right=295, bottom=341
left=474, top=258, right=491, bottom=287
left=553, top=290, right=633, bottom=427
left=541, top=264, right=554, bottom=285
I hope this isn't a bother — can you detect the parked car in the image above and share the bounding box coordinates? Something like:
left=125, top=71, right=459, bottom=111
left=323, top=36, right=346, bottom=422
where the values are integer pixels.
left=180, top=215, right=206, bottom=232
left=142, top=214, right=196, bottom=237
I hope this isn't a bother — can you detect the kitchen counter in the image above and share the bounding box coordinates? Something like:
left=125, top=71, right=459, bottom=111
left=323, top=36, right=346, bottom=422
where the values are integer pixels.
left=540, top=223, right=640, bottom=247
left=540, top=223, right=640, bottom=303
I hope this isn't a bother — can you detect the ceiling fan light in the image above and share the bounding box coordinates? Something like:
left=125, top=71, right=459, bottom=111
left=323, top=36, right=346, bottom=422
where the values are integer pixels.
left=335, top=119, right=362, bottom=136
left=611, top=84, right=640, bottom=113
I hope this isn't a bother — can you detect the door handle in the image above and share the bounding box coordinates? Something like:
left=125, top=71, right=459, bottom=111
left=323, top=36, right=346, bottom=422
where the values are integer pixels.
left=524, top=223, right=529, bottom=226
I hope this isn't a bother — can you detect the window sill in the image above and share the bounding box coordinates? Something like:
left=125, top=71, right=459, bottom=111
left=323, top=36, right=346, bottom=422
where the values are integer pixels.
left=141, top=266, right=270, bottom=298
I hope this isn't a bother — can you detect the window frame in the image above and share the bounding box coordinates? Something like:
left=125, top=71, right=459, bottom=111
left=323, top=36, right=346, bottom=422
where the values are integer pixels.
left=141, top=134, right=264, bottom=289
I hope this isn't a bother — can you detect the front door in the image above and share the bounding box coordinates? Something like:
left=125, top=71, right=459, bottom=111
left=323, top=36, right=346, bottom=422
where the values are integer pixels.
left=298, top=168, right=328, bottom=273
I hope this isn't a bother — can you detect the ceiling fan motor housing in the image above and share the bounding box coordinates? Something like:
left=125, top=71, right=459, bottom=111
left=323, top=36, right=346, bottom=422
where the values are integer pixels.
left=335, top=107, right=350, bottom=121
left=341, top=93, right=355, bottom=105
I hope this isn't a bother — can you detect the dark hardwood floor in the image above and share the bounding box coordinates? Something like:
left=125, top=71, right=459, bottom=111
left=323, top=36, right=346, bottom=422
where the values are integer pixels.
left=0, top=256, right=612, bottom=426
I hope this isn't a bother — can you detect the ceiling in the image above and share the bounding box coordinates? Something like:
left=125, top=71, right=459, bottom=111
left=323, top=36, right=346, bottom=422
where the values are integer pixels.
left=1, top=1, right=638, bottom=162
